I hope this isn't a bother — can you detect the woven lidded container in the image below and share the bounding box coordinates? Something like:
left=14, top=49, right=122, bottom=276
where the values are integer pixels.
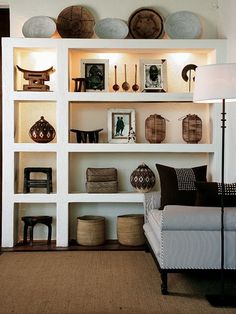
left=29, top=116, right=56, bottom=143
left=86, top=181, right=118, bottom=193
left=182, top=114, right=202, bottom=143
left=117, top=214, right=145, bottom=246
left=145, top=114, right=166, bottom=143
left=77, top=215, right=105, bottom=246
left=86, top=168, right=117, bottom=182
left=130, top=163, right=155, bottom=193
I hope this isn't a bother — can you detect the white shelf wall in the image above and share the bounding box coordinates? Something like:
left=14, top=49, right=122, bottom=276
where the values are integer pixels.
left=2, top=38, right=226, bottom=247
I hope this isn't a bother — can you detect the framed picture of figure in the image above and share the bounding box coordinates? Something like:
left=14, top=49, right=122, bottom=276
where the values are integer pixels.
left=80, top=59, right=109, bottom=92
left=108, top=109, right=135, bottom=143
left=140, top=59, right=167, bottom=92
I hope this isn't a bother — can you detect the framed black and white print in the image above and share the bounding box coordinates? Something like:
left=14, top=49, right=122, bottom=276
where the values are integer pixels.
left=108, top=109, right=135, bottom=143
left=80, top=59, right=109, bottom=92
left=140, top=59, right=167, bottom=92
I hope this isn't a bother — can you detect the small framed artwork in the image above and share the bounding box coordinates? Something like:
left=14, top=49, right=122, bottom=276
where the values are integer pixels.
left=140, top=59, right=167, bottom=92
left=108, top=109, right=135, bottom=143
left=80, top=59, right=109, bottom=92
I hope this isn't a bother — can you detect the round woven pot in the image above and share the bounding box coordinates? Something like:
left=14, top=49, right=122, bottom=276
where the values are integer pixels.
left=130, top=163, right=156, bottom=192
left=57, top=6, right=95, bottom=38
left=77, top=215, right=105, bottom=246
left=29, top=116, right=56, bottom=143
left=117, top=214, right=145, bottom=246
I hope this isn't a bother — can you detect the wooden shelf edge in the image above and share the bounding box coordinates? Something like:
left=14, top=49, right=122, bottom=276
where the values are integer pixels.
left=1, top=240, right=146, bottom=252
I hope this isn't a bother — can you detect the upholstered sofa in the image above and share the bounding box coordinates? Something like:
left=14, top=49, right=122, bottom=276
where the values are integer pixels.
left=143, top=191, right=236, bottom=294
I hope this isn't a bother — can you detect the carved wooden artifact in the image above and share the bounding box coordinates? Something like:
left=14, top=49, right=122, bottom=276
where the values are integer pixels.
left=17, top=65, right=54, bottom=91
left=70, top=128, right=103, bottom=143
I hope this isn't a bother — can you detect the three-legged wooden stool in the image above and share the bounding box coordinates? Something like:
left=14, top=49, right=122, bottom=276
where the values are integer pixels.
left=23, top=167, right=52, bottom=193
left=21, top=216, right=52, bottom=246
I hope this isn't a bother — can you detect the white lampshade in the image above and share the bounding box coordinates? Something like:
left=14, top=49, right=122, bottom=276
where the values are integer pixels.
left=193, top=63, right=236, bottom=103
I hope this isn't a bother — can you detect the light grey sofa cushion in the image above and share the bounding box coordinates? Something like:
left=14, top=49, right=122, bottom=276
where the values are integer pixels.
left=161, top=205, right=236, bottom=231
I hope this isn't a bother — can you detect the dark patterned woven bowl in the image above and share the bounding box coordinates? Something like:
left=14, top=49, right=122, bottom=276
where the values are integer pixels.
left=29, top=116, right=56, bottom=143
left=130, top=163, right=156, bottom=193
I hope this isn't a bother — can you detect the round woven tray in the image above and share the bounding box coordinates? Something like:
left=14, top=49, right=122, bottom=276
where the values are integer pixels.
left=128, top=8, right=164, bottom=39
left=57, top=5, right=95, bottom=38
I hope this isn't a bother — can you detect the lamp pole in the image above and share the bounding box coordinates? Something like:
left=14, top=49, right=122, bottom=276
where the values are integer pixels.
left=206, top=99, right=226, bottom=305
left=193, top=63, right=236, bottom=307
left=206, top=98, right=236, bottom=306
left=220, top=99, right=225, bottom=302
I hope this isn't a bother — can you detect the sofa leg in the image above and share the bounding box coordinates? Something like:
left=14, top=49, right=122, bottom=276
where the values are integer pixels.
left=161, top=271, right=168, bottom=295
left=144, top=241, right=150, bottom=253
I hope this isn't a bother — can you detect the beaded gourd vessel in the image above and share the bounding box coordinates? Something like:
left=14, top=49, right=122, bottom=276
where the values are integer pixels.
left=29, top=116, right=56, bottom=143
left=130, top=163, right=156, bottom=193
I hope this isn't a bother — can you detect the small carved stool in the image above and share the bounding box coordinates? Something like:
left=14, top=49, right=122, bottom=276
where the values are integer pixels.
left=21, top=216, right=53, bottom=246
left=23, top=167, right=52, bottom=193
left=70, top=128, right=103, bottom=143
left=72, top=77, right=86, bottom=92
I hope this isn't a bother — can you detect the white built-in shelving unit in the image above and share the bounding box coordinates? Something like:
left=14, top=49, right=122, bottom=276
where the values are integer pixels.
left=2, top=38, right=226, bottom=247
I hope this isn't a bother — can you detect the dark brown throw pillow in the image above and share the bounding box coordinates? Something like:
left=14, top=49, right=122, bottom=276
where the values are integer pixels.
left=195, top=181, right=236, bottom=207
left=156, top=164, right=207, bottom=209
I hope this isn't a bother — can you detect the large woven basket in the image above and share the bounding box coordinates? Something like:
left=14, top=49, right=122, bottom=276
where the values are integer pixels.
left=117, top=214, right=145, bottom=246
left=77, top=215, right=105, bottom=246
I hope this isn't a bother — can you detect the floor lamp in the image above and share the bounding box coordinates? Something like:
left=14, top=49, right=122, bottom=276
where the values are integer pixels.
left=193, top=63, right=236, bottom=307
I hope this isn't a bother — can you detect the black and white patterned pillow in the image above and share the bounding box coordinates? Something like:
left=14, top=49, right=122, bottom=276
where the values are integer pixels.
left=195, top=181, right=236, bottom=207
left=156, top=164, right=207, bottom=209
left=175, top=168, right=196, bottom=191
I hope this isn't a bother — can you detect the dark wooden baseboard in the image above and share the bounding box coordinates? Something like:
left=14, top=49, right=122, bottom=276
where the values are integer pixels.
left=1, top=239, right=145, bottom=252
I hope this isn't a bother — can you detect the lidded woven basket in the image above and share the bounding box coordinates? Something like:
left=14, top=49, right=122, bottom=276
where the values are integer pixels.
left=182, top=114, right=202, bottom=143
left=29, top=116, right=56, bottom=143
left=145, top=114, right=166, bottom=143
left=130, top=163, right=156, bottom=193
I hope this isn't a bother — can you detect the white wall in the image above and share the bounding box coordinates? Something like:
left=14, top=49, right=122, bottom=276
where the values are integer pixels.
left=6, top=0, right=219, bottom=38
left=3, top=0, right=231, bottom=243
left=218, top=0, right=236, bottom=181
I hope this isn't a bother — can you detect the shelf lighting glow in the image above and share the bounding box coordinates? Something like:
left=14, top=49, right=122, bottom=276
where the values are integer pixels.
left=94, top=53, right=123, bottom=65
left=29, top=51, right=56, bottom=69
left=170, top=53, right=192, bottom=63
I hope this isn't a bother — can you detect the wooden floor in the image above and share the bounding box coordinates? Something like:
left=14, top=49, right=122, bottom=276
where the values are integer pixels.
left=1, top=239, right=146, bottom=252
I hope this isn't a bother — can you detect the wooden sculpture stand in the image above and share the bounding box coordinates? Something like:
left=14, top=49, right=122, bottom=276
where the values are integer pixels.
left=70, top=128, right=103, bottom=143
left=72, top=77, right=87, bottom=92
left=16, top=65, right=54, bottom=91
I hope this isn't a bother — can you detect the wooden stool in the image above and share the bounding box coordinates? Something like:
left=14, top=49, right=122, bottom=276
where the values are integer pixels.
left=72, top=77, right=86, bottom=92
left=23, top=167, right=52, bottom=193
left=21, top=216, right=52, bottom=246
left=70, top=128, right=103, bottom=143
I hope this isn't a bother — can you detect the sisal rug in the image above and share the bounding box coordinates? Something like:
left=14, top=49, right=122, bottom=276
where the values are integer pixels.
left=0, top=251, right=235, bottom=314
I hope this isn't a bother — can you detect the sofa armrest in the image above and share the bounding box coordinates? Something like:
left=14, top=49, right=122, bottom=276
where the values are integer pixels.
left=144, top=191, right=161, bottom=222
